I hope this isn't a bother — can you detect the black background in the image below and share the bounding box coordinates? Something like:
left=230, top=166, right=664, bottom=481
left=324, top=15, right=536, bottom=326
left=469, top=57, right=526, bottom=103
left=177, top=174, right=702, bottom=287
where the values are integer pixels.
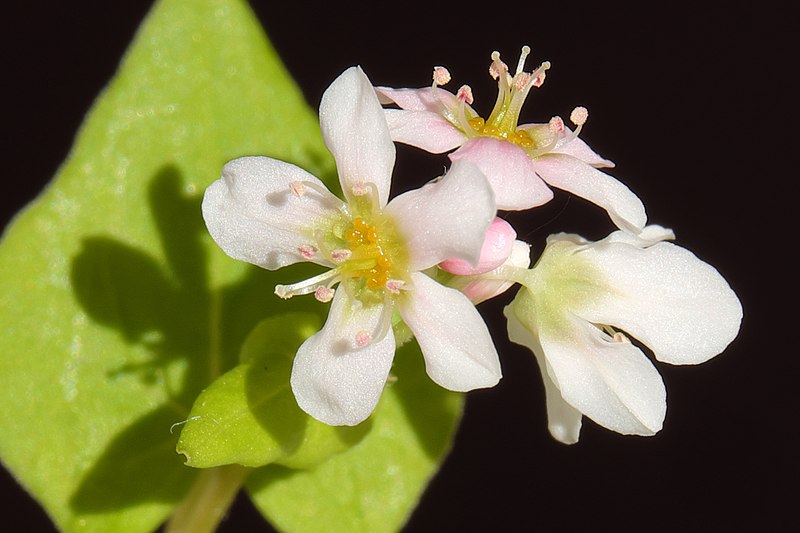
left=1, top=1, right=793, bottom=531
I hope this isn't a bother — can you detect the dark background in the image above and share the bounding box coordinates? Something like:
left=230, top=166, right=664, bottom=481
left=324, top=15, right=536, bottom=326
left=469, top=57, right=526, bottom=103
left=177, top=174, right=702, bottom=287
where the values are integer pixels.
left=1, top=1, right=793, bottom=531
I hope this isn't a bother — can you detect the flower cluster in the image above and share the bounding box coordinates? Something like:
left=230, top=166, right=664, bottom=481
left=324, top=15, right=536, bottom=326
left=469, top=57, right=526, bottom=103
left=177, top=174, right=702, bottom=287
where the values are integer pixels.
left=202, top=48, right=742, bottom=442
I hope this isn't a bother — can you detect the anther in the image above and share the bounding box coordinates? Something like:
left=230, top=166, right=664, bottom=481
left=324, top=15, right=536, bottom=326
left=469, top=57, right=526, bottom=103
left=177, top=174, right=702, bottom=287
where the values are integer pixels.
left=289, top=181, right=306, bottom=197
left=548, top=116, right=565, bottom=134
left=433, top=66, right=451, bottom=86
left=570, top=106, right=589, bottom=126
left=355, top=330, right=372, bottom=347
left=330, top=248, right=352, bottom=263
left=513, top=72, right=533, bottom=91
left=613, top=332, right=631, bottom=344
left=531, top=61, right=551, bottom=87
left=351, top=181, right=369, bottom=196
left=489, top=51, right=508, bottom=80
left=385, top=279, right=405, bottom=294
left=456, top=85, right=474, bottom=105
left=314, top=286, right=335, bottom=303
left=298, top=245, right=317, bottom=259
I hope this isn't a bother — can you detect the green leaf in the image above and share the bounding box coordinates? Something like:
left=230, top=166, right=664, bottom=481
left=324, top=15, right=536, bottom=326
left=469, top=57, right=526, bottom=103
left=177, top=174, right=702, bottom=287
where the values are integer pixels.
left=0, top=0, right=334, bottom=531
left=246, top=340, right=464, bottom=533
left=176, top=313, right=371, bottom=469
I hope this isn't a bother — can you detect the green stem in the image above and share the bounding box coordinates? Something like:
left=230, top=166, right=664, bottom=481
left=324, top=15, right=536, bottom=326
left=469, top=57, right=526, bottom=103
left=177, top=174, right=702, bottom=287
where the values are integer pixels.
left=165, top=464, right=249, bottom=533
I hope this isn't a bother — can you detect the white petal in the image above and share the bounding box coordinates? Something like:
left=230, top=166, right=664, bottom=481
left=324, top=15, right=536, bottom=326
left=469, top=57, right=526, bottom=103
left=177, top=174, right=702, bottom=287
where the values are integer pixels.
left=384, top=109, right=468, bottom=153
left=449, top=138, right=554, bottom=210
left=532, top=153, right=646, bottom=233
left=578, top=240, right=743, bottom=365
left=384, top=159, right=495, bottom=271
left=290, top=290, right=396, bottom=426
left=598, top=224, right=675, bottom=247
left=320, top=67, right=395, bottom=206
left=505, top=307, right=582, bottom=444
left=538, top=312, right=666, bottom=436
left=202, top=156, right=342, bottom=269
left=398, top=272, right=501, bottom=391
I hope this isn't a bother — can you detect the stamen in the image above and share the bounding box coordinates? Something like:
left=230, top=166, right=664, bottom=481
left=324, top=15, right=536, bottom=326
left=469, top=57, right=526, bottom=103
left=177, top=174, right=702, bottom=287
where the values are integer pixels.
left=513, top=72, right=533, bottom=92
left=456, top=84, right=474, bottom=105
left=526, top=116, right=564, bottom=158
left=549, top=116, right=565, bottom=134
left=531, top=61, right=551, bottom=88
left=330, top=248, right=352, bottom=263
left=570, top=106, right=589, bottom=126
left=515, top=45, right=531, bottom=75
left=351, top=181, right=369, bottom=196
left=432, top=66, right=451, bottom=86
left=298, top=245, right=317, bottom=260
left=350, top=181, right=381, bottom=212
left=274, top=268, right=341, bottom=299
left=314, top=286, right=335, bottom=303
left=289, top=181, right=306, bottom=197
left=613, top=332, right=631, bottom=344
left=488, top=51, right=508, bottom=80
left=385, top=279, right=405, bottom=294
left=355, top=330, right=372, bottom=347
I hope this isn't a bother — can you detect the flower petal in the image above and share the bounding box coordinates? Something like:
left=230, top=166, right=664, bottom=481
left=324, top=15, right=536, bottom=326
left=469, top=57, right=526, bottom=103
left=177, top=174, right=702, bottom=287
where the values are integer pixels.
left=384, top=109, right=467, bottom=153
left=398, top=272, right=501, bottom=391
left=202, top=156, right=342, bottom=269
left=449, top=138, right=553, bottom=210
left=578, top=240, right=743, bottom=365
left=384, top=159, right=495, bottom=271
left=439, top=216, right=516, bottom=276
left=458, top=240, right=531, bottom=305
left=532, top=153, right=646, bottom=233
left=520, top=123, right=615, bottom=168
left=290, top=290, right=396, bottom=426
left=505, top=307, right=582, bottom=444
left=535, top=311, right=666, bottom=436
left=376, top=86, right=463, bottom=113
left=320, top=66, right=395, bottom=206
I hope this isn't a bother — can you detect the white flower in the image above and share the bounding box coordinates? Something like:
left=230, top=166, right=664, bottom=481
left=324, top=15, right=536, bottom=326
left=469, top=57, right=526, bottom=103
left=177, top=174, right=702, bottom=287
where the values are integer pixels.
left=503, top=225, right=742, bottom=443
left=376, top=46, right=646, bottom=233
left=202, top=66, right=502, bottom=426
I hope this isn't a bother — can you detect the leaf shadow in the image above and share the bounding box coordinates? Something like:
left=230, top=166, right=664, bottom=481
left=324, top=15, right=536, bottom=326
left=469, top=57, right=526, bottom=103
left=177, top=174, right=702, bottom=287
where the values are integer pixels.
left=68, top=164, right=324, bottom=513
left=389, top=342, right=464, bottom=460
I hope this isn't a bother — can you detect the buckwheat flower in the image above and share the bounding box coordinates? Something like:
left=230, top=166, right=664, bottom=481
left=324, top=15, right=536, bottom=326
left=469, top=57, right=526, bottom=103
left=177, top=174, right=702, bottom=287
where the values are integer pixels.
left=376, top=47, right=646, bottom=233
left=202, top=66, right=501, bottom=426
left=502, top=225, right=742, bottom=443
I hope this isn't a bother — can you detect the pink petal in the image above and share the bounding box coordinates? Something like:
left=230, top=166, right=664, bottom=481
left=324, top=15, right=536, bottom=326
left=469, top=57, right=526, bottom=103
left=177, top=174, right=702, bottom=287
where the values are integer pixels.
left=449, top=138, right=554, bottom=210
left=290, top=290, right=396, bottom=426
left=398, top=272, right=501, bottom=391
left=320, top=67, right=395, bottom=207
left=202, top=156, right=342, bottom=270
left=440, top=217, right=517, bottom=276
left=532, top=153, right=646, bottom=233
left=459, top=240, right=531, bottom=304
left=384, top=159, right=495, bottom=271
left=376, top=86, right=463, bottom=113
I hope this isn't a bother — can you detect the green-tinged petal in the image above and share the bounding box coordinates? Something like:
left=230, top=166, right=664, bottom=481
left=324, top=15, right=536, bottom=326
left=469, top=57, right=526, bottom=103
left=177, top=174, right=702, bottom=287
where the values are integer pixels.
left=0, top=0, right=333, bottom=531
left=246, top=341, right=464, bottom=533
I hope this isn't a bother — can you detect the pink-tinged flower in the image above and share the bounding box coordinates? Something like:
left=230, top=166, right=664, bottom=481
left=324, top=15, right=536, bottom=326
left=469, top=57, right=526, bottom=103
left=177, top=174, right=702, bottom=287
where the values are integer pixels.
left=376, top=47, right=646, bottom=233
left=202, top=67, right=502, bottom=426
left=502, top=226, right=742, bottom=443
left=439, top=216, right=517, bottom=276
